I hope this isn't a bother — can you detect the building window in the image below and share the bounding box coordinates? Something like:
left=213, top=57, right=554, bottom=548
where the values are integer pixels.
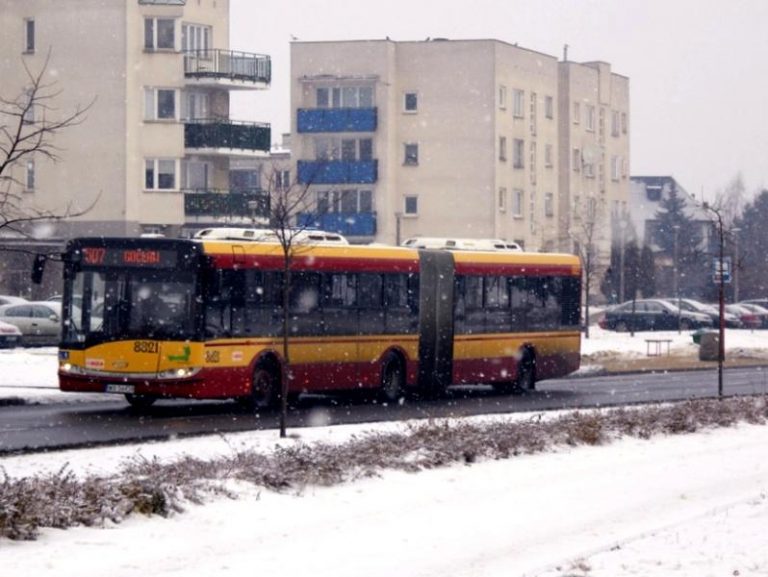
left=314, top=137, right=373, bottom=161
left=584, top=162, right=595, bottom=178
left=275, top=170, right=290, bottom=191
left=181, top=160, right=211, bottom=190
left=316, top=86, right=374, bottom=109
left=544, top=143, right=553, bottom=167
left=585, top=105, right=595, bottom=131
left=22, top=89, right=35, bottom=125
left=144, top=18, right=176, bottom=50
left=404, top=143, right=419, bottom=166
left=181, top=91, right=209, bottom=121
left=24, top=18, right=35, bottom=53
left=404, top=92, right=418, bottom=113
left=611, top=110, right=620, bottom=137
left=181, top=23, right=211, bottom=52
left=621, top=112, right=628, bottom=134
left=498, top=85, right=507, bottom=110
left=545, top=95, right=554, bottom=119
left=544, top=192, right=554, bottom=217
left=513, top=89, right=525, bottom=118
left=404, top=195, right=418, bottom=216
left=513, top=139, right=524, bottom=169
left=499, top=136, right=507, bottom=161
left=572, top=148, right=581, bottom=172
left=498, top=187, right=507, bottom=212
left=25, top=159, right=35, bottom=191
left=573, top=102, right=580, bottom=124
left=611, top=156, right=620, bottom=181
left=145, top=158, right=177, bottom=190
left=144, top=88, right=177, bottom=120
left=512, top=189, right=524, bottom=218
left=317, top=189, right=373, bottom=213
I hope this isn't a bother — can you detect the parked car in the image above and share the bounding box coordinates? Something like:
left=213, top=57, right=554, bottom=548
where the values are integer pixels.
left=659, top=298, right=743, bottom=328
left=0, top=320, right=23, bottom=348
left=734, top=303, right=768, bottom=328
left=599, top=299, right=713, bottom=332
left=0, top=302, right=62, bottom=346
left=0, top=295, right=28, bottom=306
left=724, top=304, right=763, bottom=330
left=739, top=298, right=768, bottom=309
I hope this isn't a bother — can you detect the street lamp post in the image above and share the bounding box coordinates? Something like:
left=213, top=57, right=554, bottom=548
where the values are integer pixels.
left=732, top=228, right=741, bottom=303
left=673, top=224, right=681, bottom=333
left=703, top=202, right=725, bottom=398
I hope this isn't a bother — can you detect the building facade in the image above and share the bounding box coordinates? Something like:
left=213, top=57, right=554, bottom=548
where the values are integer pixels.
left=0, top=0, right=271, bottom=241
left=290, top=39, right=630, bottom=251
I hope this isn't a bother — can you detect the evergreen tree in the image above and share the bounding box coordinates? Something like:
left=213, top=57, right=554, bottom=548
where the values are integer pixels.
left=623, top=240, right=641, bottom=302
left=639, top=244, right=656, bottom=297
left=734, top=190, right=768, bottom=298
left=600, top=243, right=620, bottom=304
left=653, top=182, right=706, bottom=297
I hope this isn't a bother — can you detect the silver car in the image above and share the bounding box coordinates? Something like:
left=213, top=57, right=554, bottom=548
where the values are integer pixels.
left=0, top=301, right=61, bottom=346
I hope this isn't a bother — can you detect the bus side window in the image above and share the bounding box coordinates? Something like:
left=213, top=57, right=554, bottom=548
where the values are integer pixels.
left=358, top=274, right=383, bottom=335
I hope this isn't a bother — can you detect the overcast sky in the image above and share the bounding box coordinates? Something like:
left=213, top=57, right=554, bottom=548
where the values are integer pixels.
left=231, top=0, right=768, bottom=200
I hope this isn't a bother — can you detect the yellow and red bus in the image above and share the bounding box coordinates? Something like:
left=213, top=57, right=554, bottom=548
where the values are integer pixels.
left=55, top=235, right=581, bottom=408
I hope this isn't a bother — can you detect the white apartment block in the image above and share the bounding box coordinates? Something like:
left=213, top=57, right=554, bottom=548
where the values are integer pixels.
left=0, top=0, right=271, bottom=244
left=291, top=39, right=629, bottom=252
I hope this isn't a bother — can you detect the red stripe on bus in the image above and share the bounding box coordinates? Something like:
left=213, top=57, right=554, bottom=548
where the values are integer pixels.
left=208, top=253, right=420, bottom=273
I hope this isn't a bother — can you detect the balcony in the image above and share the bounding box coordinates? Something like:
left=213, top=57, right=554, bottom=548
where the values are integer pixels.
left=296, top=212, right=377, bottom=237
left=297, top=160, right=378, bottom=185
left=184, top=189, right=270, bottom=222
left=297, top=108, right=377, bottom=133
left=184, top=120, right=270, bottom=155
left=184, top=49, right=271, bottom=89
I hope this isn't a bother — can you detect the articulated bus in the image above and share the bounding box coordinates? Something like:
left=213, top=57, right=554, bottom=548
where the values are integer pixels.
left=54, top=235, right=581, bottom=408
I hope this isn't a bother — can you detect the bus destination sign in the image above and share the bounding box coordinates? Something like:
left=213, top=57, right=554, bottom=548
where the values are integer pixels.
left=81, top=247, right=178, bottom=268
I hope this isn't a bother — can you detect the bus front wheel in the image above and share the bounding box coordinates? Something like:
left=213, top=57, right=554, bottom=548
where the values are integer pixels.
left=125, top=393, right=156, bottom=410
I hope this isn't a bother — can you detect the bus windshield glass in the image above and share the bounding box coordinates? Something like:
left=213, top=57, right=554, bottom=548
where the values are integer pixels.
left=63, top=269, right=198, bottom=344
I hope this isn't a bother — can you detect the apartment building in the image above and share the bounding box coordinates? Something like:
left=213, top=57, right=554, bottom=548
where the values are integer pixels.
left=291, top=39, right=629, bottom=252
left=0, top=0, right=271, bottom=242
left=558, top=59, right=630, bottom=255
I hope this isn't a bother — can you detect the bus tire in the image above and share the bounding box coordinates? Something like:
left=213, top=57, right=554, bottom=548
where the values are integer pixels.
left=380, top=354, right=405, bottom=404
left=249, top=365, right=278, bottom=410
left=515, top=350, right=536, bottom=392
left=125, top=393, right=156, bottom=410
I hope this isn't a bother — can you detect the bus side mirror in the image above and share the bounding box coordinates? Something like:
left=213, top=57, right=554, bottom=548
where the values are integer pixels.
left=31, top=254, right=47, bottom=285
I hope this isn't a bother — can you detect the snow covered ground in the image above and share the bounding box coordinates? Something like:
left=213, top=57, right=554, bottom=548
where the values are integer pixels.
left=2, top=330, right=768, bottom=576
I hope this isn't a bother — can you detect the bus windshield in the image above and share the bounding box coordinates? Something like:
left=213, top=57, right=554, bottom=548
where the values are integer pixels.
left=63, top=269, right=199, bottom=345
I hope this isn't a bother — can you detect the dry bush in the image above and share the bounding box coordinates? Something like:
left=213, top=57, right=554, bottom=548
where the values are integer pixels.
left=1, top=395, right=767, bottom=540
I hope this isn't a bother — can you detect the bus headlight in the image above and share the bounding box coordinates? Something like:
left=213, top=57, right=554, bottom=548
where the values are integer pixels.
left=157, top=367, right=201, bottom=380
left=60, top=363, right=86, bottom=375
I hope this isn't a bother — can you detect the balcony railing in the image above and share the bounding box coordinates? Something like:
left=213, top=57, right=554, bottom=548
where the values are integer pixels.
left=297, top=107, right=377, bottom=133
left=184, top=189, right=269, bottom=220
left=296, top=212, right=377, bottom=237
left=185, top=119, right=271, bottom=153
left=297, top=160, right=378, bottom=185
left=184, top=49, right=271, bottom=85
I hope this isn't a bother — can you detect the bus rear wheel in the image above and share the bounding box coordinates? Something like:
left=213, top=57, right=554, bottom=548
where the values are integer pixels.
left=515, top=351, right=536, bottom=392
left=125, top=393, right=156, bottom=409
left=380, top=354, right=405, bottom=404
left=249, top=366, right=278, bottom=410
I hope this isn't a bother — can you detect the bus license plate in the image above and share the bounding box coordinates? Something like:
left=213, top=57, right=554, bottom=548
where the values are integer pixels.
left=105, top=384, right=135, bottom=394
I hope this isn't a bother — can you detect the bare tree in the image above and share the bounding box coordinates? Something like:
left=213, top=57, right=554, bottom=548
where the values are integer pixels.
left=569, top=198, right=607, bottom=338
left=0, top=52, right=95, bottom=237
left=714, top=172, right=746, bottom=229
left=263, top=165, right=319, bottom=438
